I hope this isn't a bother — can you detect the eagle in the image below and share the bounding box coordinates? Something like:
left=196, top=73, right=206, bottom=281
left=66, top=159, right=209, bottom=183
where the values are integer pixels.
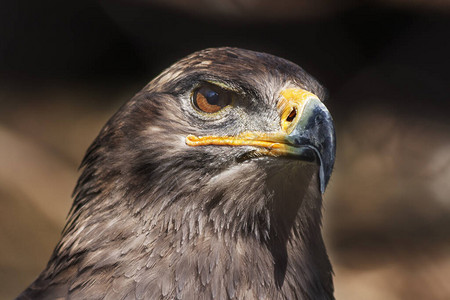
left=18, top=47, right=336, bottom=300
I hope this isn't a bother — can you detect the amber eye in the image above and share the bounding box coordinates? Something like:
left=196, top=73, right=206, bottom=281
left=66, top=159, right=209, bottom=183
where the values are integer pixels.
left=193, top=85, right=232, bottom=113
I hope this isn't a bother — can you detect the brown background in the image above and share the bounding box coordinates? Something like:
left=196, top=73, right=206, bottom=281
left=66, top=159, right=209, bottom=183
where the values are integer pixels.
left=1, top=0, right=449, bottom=299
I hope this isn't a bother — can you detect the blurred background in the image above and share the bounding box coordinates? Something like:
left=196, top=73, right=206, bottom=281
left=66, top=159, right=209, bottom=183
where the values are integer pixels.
left=1, top=0, right=449, bottom=299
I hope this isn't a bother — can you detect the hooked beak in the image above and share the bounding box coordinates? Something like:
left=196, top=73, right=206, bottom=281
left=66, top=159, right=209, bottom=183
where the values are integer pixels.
left=282, top=89, right=336, bottom=193
left=186, top=88, right=336, bottom=193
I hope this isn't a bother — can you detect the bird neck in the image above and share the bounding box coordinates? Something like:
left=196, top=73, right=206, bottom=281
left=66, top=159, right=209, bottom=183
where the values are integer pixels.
left=40, top=160, right=333, bottom=299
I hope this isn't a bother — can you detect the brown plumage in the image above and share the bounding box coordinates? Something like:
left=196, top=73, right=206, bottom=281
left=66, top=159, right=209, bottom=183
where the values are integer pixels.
left=18, top=47, right=336, bottom=299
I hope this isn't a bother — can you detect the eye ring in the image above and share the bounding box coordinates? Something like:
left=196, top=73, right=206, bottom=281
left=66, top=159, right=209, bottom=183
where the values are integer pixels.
left=192, top=84, right=233, bottom=113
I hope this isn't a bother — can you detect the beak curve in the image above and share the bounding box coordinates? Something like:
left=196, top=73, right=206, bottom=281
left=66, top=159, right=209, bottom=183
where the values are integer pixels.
left=185, top=89, right=336, bottom=194
left=285, top=97, right=336, bottom=193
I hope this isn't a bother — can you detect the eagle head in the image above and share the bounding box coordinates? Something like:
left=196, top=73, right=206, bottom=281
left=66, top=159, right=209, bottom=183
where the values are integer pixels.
left=19, top=48, right=336, bottom=300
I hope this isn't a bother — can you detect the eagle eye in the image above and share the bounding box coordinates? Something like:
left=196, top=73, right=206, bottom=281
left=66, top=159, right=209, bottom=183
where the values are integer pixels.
left=193, top=85, right=232, bottom=113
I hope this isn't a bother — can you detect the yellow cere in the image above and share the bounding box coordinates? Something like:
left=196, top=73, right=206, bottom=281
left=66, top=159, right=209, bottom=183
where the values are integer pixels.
left=278, top=88, right=319, bottom=133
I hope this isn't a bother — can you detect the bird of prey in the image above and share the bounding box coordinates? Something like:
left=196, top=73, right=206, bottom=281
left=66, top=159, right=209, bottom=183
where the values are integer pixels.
left=18, top=47, right=336, bottom=300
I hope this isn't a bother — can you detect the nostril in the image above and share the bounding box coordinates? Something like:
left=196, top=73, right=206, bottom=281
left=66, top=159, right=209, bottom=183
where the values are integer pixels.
left=286, top=108, right=297, bottom=122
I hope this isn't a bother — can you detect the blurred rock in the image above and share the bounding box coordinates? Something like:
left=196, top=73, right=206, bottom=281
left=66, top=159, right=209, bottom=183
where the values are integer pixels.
left=0, top=84, right=125, bottom=299
left=0, top=125, right=74, bottom=299
left=125, top=0, right=450, bottom=20
left=322, top=14, right=450, bottom=300
left=130, top=0, right=350, bottom=20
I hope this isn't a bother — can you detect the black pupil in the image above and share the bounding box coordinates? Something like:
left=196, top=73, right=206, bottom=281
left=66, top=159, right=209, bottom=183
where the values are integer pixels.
left=205, top=89, right=220, bottom=105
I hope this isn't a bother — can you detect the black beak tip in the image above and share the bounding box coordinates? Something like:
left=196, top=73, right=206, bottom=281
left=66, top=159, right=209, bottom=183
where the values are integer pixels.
left=288, top=98, right=336, bottom=194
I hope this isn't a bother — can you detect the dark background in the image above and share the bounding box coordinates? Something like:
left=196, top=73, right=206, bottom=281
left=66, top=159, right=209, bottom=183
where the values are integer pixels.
left=1, top=0, right=449, bottom=299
